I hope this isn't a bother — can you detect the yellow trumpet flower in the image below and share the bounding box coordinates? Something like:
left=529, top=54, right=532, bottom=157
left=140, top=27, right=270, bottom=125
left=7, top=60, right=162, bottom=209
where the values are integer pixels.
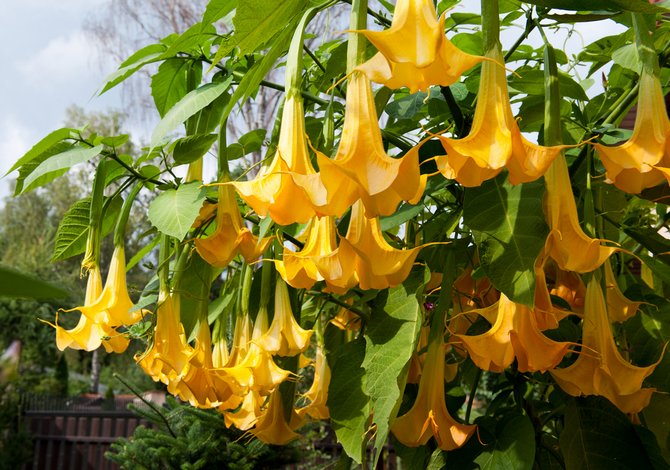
left=296, top=344, right=330, bottom=420
left=550, top=278, right=661, bottom=414
left=391, top=334, right=475, bottom=450
left=250, top=389, right=302, bottom=445
left=544, top=154, right=617, bottom=273
left=195, top=183, right=270, bottom=267
left=455, top=294, right=570, bottom=373
left=604, top=261, right=641, bottom=323
left=50, top=266, right=129, bottom=353
left=260, top=279, right=313, bottom=357
left=435, top=47, right=565, bottom=187
left=316, top=72, right=426, bottom=218
left=233, top=95, right=349, bottom=225
left=341, top=201, right=423, bottom=290
left=593, top=70, right=670, bottom=194
left=355, top=0, right=484, bottom=92
left=276, top=216, right=357, bottom=294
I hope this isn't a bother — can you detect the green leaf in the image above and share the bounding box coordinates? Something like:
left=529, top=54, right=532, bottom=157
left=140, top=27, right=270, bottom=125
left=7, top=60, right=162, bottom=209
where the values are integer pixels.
left=521, top=0, right=669, bottom=13
left=380, top=203, right=424, bottom=231
left=52, top=195, right=123, bottom=262
left=14, top=141, right=74, bottom=195
left=363, top=270, right=424, bottom=465
left=210, top=0, right=306, bottom=66
left=177, top=251, right=214, bottom=339
left=643, top=395, right=670, bottom=463
left=463, top=173, right=548, bottom=306
left=560, top=397, right=657, bottom=470
left=328, top=337, right=370, bottom=464
left=226, top=129, right=267, bottom=160
left=151, top=77, right=233, bottom=148
left=0, top=265, right=68, bottom=299
left=173, top=134, right=218, bottom=165
left=510, top=68, right=589, bottom=101
left=99, top=44, right=166, bottom=94
left=20, top=145, right=104, bottom=195
left=613, top=43, right=642, bottom=74
left=151, top=58, right=191, bottom=118
left=148, top=182, right=207, bottom=240
left=203, top=0, right=237, bottom=25
left=127, top=235, right=160, bottom=271
left=386, top=92, right=428, bottom=119
left=473, top=413, right=536, bottom=470
left=7, top=128, right=75, bottom=175
left=163, top=23, right=217, bottom=57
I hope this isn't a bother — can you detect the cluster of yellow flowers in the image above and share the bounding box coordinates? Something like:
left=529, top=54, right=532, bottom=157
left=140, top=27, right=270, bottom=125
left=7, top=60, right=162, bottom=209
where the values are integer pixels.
left=49, top=0, right=668, bottom=452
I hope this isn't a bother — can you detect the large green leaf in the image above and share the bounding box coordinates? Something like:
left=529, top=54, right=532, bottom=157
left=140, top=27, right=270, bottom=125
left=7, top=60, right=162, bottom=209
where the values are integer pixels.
left=151, top=77, right=233, bottom=148
left=99, top=43, right=166, bottom=95
left=363, top=270, right=424, bottom=465
left=328, top=337, right=370, bottom=464
left=177, top=251, right=214, bottom=338
left=6, top=127, right=74, bottom=175
left=52, top=196, right=123, bottom=262
left=210, top=0, right=306, bottom=66
left=474, top=413, right=536, bottom=470
left=148, top=181, right=207, bottom=240
left=151, top=58, right=191, bottom=118
left=463, top=173, right=548, bottom=306
left=20, top=145, right=104, bottom=195
left=523, top=0, right=669, bottom=13
left=202, top=0, right=237, bottom=25
left=0, top=266, right=68, bottom=299
left=560, top=397, right=659, bottom=470
left=173, top=134, right=218, bottom=165
left=14, top=141, right=74, bottom=195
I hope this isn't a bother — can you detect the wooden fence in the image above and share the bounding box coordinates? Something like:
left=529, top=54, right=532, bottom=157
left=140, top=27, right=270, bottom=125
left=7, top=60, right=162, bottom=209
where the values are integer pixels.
left=21, top=394, right=149, bottom=470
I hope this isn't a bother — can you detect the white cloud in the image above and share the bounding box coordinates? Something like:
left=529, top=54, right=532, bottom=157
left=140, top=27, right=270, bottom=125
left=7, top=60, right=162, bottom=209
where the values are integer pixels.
left=0, top=117, right=36, bottom=198
left=17, top=31, right=100, bottom=86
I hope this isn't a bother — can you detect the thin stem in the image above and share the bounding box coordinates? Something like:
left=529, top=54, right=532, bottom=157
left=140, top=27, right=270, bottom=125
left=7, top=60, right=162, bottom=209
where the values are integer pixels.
left=465, top=368, right=482, bottom=424
left=504, top=10, right=535, bottom=61
left=481, top=0, right=501, bottom=53
left=347, top=0, right=368, bottom=73
left=113, top=182, right=142, bottom=247
left=340, top=0, right=391, bottom=27
left=104, top=150, right=163, bottom=185
left=307, top=290, right=370, bottom=321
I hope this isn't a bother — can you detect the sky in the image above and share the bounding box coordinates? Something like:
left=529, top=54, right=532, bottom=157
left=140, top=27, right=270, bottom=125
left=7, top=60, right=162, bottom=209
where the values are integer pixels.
left=0, top=0, right=123, bottom=197
left=0, top=1, right=626, bottom=199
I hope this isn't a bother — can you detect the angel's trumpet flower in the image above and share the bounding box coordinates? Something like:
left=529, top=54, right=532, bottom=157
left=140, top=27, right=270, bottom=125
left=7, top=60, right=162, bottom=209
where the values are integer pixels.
left=50, top=266, right=129, bottom=353
left=316, top=72, right=426, bottom=217
left=250, top=389, right=302, bottom=445
left=330, top=301, right=361, bottom=331
left=455, top=294, right=570, bottom=373
left=296, top=344, right=330, bottom=420
left=222, top=389, right=264, bottom=430
left=232, top=95, right=345, bottom=225
left=533, top=249, right=582, bottom=330
left=195, top=183, right=270, bottom=267
left=604, top=261, right=641, bottom=323
left=391, top=332, right=475, bottom=450
left=136, top=289, right=195, bottom=386
left=594, top=69, right=670, bottom=194
left=550, top=278, right=661, bottom=413
left=355, top=0, right=484, bottom=93
left=544, top=154, right=617, bottom=273
left=259, top=279, right=313, bottom=357
left=435, top=47, right=565, bottom=187
left=276, top=216, right=356, bottom=294
left=341, top=201, right=424, bottom=290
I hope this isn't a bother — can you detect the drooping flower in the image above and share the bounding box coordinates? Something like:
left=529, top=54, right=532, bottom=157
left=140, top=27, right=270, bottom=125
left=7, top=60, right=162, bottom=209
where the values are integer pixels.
left=275, top=216, right=356, bottom=294
left=315, top=72, right=426, bottom=218
left=435, top=46, right=565, bottom=187
left=391, top=332, right=475, bottom=450
left=543, top=153, right=617, bottom=273
left=550, top=278, right=661, bottom=414
left=340, top=201, right=424, bottom=290
left=250, top=388, right=302, bottom=445
left=533, top=249, right=582, bottom=330
left=296, top=344, right=330, bottom=420
left=455, top=294, right=571, bottom=373
left=232, top=95, right=349, bottom=225
left=355, top=0, right=484, bottom=93
left=49, top=266, right=129, bottom=353
left=259, top=279, right=313, bottom=357
left=195, top=183, right=270, bottom=267
left=330, top=301, right=362, bottom=332
left=593, top=69, right=670, bottom=194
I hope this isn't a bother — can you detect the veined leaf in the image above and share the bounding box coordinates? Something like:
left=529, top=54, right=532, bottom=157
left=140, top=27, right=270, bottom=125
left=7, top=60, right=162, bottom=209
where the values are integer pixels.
left=328, top=337, right=370, bottom=464
left=6, top=127, right=75, bottom=175
left=463, top=173, right=548, bottom=306
left=363, top=270, right=425, bottom=466
left=522, top=0, right=669, bottom=13
left=148, top=181, right=207, bottom=240
left=152, top=58, right=191, bottom=118
left=203, top=0, right=237, bottom=25
left=173, top=134, right=218, bottom=165
left=14, top=141, right=74, bottom=196
left=99, top=43, right=166, bottom=94
left=178, top=251, right=214, bottom=339
left=20, top=145, right=104, bottom=195
left=0, top=266, right=67, bottom=299
left=151, top=77, right=233, bottom=148
left=210, top=0, right=306, bottom=67
left=52, top=195, right=123, bottom=262
left=560, top=397, right=658, bottom=470
left=474, top=413, right=536, bottom=470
